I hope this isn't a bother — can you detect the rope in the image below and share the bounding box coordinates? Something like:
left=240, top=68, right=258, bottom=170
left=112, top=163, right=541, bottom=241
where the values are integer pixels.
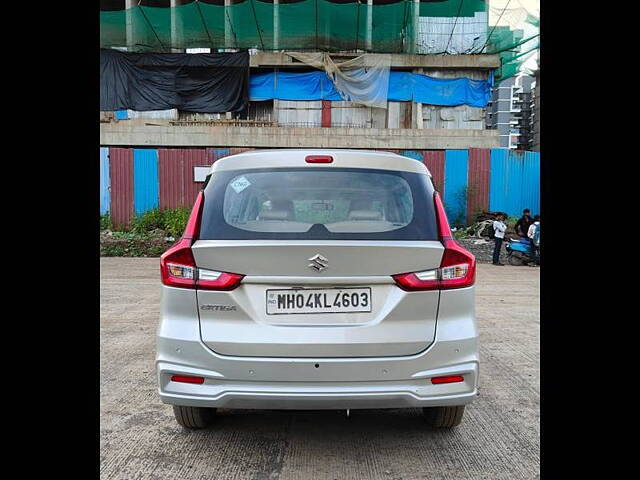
left=249, top=0, right=265, bottom=50
left=225, top=3, right=239, bottom=48
left=315, top=0, right=319, bottom=50
left=482, top=0, right=512, bottom=53
left=445, top=0, right=464, bottom=54
left=195, top=0, right=215, bottom=50
left=137, top=1, right=167, bottom=52
left=355, top=0, right=361, bottom=51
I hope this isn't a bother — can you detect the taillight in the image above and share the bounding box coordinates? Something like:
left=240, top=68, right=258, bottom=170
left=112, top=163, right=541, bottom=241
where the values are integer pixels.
left=160, top=238, right=198, bottom=289
left=160, top=192, right=244, bottom=290
left=392, top=192, right=476, bottom=291
left=171, top=375, right=204, bottom=384
left=431, top=375, right=464, bottom=385
left=197, top=270, right=244, bottom=291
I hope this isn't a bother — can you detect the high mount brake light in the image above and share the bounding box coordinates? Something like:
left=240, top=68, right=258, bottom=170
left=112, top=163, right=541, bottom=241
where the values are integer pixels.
left=392, top=192, right=476, bottom=291
left=160, top=192, right=244, bottom=290
left=305, top=155, right=333, bottom=163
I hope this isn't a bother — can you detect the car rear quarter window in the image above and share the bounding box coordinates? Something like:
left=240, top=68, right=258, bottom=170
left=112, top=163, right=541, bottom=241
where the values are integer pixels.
left=199, top=168, right=438, bottom=241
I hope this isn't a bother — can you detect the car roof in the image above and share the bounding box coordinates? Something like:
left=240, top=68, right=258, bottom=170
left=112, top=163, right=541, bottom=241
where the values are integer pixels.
left=209, top=149, right=431, bottom=176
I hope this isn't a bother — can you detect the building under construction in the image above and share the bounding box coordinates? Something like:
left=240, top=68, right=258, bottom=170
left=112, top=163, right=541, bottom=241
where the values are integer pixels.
left=99, top=0, right=540, bottom=225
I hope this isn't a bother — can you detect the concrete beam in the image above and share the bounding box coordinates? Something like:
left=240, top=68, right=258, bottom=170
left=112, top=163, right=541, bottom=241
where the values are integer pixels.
left=100, top=122, right=500, bottom=150
left=250, top=51, right=501, bottom=69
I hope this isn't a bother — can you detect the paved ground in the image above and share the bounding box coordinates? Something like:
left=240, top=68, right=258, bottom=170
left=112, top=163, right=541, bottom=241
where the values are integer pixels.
left=100, top=258, right=539, bottom=480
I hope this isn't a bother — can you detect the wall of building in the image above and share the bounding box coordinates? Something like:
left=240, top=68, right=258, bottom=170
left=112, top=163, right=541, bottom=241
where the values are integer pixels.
left=101, top=122, right=499, bottom=150
left=100, top=146, right=540, bottom=228
left=112, top=99, right=488, bottom=131
left=531, top=69, right=540, bottom=152
left=486, top=75, right=534, bottom=149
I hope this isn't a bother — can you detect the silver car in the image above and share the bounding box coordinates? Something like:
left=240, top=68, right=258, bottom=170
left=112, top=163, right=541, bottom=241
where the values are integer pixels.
left=156, top=149, right=478, bottom=429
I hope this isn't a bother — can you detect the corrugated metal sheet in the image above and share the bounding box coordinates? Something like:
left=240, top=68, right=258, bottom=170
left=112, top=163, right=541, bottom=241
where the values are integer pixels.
left=401, top=150, right=424, bottom=162
left=277, top=100, right=322, bottom=127
left=423, top=150, right=445, bottom=195
left=133, top=149, right=159, bottom=215
left=109, top=148, right=133, bottom=228
left=108, top=146, right=540, bottom=227
left=467, top=148, right=491, bottom=222
left=183, top=149, right=210, bottom=206
left=489, top=149, right=540, bottom=217
left=159, top=149, right=211, bottom=210
left=443, top=150, right=469, bottom=226
left=522, top=151, right=540, bottom=215
left=417, top=12, right=488, bottom=55
left=331, top=102, right=386, bottom=128
left=208, top=148, right=231, bottom=164
left=321, top=101, right=331, bottom=127
left=100, top=148, right=110, bottom=215
left=159, top=149, right=185, bottom=210
left=229, top=148, right=255, bottom=156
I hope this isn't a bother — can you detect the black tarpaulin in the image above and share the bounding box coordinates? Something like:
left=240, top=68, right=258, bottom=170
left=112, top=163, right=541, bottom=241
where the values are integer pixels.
left=100, top=48, right=249, bottom=113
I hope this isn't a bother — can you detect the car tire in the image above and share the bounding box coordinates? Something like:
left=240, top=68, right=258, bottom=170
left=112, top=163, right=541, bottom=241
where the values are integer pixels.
left=173, top=405, right=216, bottom=429
left=423, top=406, right=465, bottom=428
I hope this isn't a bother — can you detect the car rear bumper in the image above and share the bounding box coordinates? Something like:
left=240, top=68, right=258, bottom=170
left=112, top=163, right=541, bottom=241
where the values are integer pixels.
left=156, top=285, right=479, bottom=410
left=158, top=360, right=478, bottom=409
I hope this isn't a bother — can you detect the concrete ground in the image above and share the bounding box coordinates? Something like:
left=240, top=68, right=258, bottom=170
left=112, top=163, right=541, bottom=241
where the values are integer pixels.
left=100, top=258, right=539, bottom=480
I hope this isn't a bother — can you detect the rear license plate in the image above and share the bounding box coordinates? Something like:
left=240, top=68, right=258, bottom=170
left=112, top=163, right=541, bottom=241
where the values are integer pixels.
left=266, top=288, right=372, bottom=315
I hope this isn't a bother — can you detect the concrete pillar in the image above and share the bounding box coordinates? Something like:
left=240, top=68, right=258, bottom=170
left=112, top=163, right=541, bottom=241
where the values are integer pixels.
left=365, top=0, right=373, bottom=52
left=273, top=99, right=280, bottom=125
left=273, top=0, right=280, bottom=50
left=411, top=0, right=419, bottom=54
left=225, top=0, right=234, bottom=48
left=125, top=0, right=135, bottom=51
left=170, top=0, right=182, bottom=52
left=413, top=67, right=423, bottom=129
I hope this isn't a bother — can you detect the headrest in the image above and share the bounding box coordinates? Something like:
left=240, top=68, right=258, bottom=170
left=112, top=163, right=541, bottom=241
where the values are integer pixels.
left=259, top=210, right=291, bottom=221
left=348, top=210, right=382, bottom=221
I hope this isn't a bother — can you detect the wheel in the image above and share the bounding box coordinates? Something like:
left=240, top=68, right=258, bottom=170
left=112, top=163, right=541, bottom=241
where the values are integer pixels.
left=423, top=406, right=465, bottom=428
left=508, top=252, right=525, bottom=266
left=173, top=405, right=216, bottom=429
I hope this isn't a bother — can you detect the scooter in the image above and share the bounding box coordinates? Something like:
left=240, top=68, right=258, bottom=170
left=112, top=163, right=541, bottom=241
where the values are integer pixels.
left=505, top=237, right=539, bottom=266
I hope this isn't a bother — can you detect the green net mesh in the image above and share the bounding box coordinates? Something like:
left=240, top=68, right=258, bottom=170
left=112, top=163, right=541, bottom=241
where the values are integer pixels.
left=100, top=0, right=538, bottom=79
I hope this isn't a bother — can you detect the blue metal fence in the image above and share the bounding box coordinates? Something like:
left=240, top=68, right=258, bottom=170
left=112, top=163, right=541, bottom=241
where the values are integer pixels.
left=443, top=150, right=469, bottom=226
left=401, top=150, right=423, bottom=162
left=489, top=149, right=540, bottom=217
left=104, top=147, right=541, bottom=225
left=133, top=149, right=159, bottom=215
left=100, top=147, right=110, bottom=215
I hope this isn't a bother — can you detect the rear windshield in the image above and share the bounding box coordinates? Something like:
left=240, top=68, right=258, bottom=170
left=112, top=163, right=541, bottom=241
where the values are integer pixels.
left=199, top=168, right=437, bottom=240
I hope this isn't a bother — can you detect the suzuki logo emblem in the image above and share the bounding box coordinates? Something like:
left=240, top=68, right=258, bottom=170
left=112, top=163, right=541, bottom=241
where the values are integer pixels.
left=308, top=254, right=329, bottom=272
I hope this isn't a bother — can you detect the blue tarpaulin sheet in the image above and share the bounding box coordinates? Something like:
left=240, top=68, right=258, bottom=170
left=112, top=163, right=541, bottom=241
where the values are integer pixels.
left=250, top=71, right=342, bottom=101
left=250, top=71, right=491, bottom=107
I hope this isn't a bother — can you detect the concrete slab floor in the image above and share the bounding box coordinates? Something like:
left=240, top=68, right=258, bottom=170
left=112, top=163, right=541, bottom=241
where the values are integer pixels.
left=100, top=258, right=539, bottom=480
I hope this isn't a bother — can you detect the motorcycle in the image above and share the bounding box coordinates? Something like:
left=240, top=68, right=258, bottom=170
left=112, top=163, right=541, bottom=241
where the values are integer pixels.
left=505, top=237, right=539, bottom=266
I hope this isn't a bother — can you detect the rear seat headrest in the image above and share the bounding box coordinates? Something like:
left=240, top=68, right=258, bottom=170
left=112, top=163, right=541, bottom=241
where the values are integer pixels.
left=348, top=210, right=382, bottom=221
left=259, top=210, right=291, bottom=221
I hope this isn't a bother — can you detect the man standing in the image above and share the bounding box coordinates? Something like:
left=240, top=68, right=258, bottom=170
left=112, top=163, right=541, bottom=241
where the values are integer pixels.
left=515, top=209, right=533, bottom=239
left=528, top=215, right=541, bottom=265
left=492, top=213, right=507, bottom=266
